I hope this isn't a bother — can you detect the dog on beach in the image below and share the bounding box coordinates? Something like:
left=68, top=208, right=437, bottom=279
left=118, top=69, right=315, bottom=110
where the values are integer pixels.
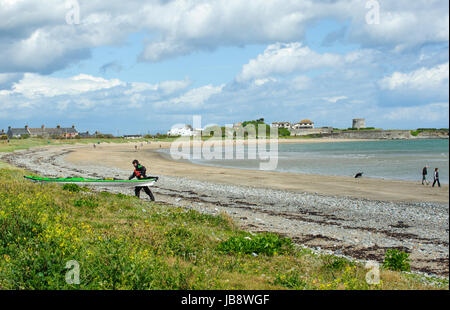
left=354, top=172, right=363, bottom=178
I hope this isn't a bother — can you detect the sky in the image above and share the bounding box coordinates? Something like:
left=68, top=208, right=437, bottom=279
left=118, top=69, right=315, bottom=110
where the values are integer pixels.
left=0, top=0, right=448, bottom=135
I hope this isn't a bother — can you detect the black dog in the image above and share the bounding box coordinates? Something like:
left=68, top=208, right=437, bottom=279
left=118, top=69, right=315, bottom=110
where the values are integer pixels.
left=354, top=172, right=363, bottom=178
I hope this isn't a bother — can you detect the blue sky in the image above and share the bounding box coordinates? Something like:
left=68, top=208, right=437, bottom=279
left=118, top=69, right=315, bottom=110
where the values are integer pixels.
left=0, top=0, right=448, bottom=134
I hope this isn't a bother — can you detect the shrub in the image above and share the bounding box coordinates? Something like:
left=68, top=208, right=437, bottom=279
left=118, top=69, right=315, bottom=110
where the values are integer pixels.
left=383, top=249, right=410, bottom=272
left=62, top=183, right=81, bottom=192
left=278, top=127, right=291, bottom=137
left=217, top=233, right=293, bottom=256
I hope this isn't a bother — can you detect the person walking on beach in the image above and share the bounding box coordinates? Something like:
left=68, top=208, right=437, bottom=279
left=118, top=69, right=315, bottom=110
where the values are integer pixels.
left=129, top=159, right=155, bottom=201
left=432, top=168, right=441, bottom=188
left=422, top=166, right=429, bottom=185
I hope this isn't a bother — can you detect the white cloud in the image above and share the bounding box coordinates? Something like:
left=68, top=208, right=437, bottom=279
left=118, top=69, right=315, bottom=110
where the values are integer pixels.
left=323, top=96, right=348, bottom=103
left=154, top=84, right=224, bottom=109
left=237, top=42, right=341, bottom=82
left=385, top=102, right=449, bottom=122
left=1, top=73, right=192, bottom=100
left=158, top=79, right=193, bottom=95
left=236, top=43, right=379, bottom=82
left=125, top=78, right=191, bottom=96
left=290, top=75, right=311, bottom=90
left=0, top=0, right=447, bottom=72
left=253, top=78, right=277, bottom=87
left=379, top=62, right=449, bottom=91
left=347, top=1, right=449, bottom=51
left=1, top=73, right=124, bottom=98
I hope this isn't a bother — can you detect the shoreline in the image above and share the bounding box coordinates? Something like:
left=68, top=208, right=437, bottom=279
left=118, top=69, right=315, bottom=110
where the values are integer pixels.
left=1, top=143, right=448, bottom=276
left=65, top=141, right=448, bottom=204
left=155, top=150, right=449, bottom=186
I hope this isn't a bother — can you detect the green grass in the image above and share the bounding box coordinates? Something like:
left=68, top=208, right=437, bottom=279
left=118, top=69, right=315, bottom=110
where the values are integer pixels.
left=0, top=137, right=154, bottom=153
left=410, top=128, right=449, bottom=137
left=0, top=167, right=447, bottom=290
left=0, top=161, right=14, bottom=169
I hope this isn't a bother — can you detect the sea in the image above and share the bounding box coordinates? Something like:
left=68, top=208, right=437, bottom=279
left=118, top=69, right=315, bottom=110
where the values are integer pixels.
left=159, top=139, right=449, bottom=184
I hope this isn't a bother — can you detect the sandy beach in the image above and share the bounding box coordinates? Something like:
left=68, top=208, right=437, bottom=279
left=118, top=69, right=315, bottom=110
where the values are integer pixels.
left=66, top=140, right=448, bottom=204
left=1, top=139, right=448, bottom=276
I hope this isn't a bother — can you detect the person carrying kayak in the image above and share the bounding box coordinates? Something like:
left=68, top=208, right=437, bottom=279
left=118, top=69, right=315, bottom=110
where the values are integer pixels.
left=129, top=159, right=155, bottom=201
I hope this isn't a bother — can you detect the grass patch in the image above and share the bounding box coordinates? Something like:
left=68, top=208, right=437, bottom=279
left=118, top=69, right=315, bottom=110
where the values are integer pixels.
left=73, top=197, right=99, bottom=208
left=321, top=255, right=354, bottom=271
left=217, top=233, right=293, bottom=256
left=0, top=161, right=15, bottom=169
left=63, top=183, right=81, bottom=193
left=0, top=137, right=150, bottom=153
left=0, top=168, right=446, bottom=290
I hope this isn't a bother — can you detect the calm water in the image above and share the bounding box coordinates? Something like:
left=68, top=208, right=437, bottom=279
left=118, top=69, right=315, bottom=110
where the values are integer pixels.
left=160, top=139, right=449, bottom=183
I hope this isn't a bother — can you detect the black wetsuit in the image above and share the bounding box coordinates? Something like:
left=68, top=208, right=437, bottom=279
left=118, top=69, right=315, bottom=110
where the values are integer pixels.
left=129, top=164, right=155, bottom=201
left=432, top=170, right=441, bottom=188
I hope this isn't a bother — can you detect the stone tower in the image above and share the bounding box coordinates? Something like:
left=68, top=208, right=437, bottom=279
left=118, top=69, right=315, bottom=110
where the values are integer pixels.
left=352, top=118, right=366, bottom=129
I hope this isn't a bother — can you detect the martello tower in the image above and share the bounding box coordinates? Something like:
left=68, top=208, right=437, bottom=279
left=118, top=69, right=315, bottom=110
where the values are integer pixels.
left=352, top=118, right=366, bottom=129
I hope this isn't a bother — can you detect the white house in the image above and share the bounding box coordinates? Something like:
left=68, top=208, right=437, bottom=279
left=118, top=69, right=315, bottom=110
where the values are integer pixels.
left=167, top=125, right=201, bottom=137
left=271, top=122, right=291, bottom=129
left=292, top=119, right=314, bottom=129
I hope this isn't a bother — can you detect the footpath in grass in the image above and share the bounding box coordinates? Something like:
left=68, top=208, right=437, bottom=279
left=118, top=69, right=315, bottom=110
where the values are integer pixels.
left=0, top=167, right=447, bottom=290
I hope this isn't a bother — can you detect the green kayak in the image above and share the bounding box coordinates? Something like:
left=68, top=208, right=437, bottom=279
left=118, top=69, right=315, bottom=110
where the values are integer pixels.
left=24, top=176, right=158, bottom=187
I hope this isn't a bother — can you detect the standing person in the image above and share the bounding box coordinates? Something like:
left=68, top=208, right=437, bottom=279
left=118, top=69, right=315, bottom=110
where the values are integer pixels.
left=432, top=168, right=441, bottom=188
left=129, top=160, right=155, bottom=201
left=422, top=166, right=429, bottom=185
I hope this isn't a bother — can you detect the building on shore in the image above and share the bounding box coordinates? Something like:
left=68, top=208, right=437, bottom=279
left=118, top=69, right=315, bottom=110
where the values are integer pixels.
left=78, top=131, right=91, bottom=138
left=352, top=118, right=366, bottom=129
left=271, top=122, right=291, bottom=129
left=271, top=119, right=315, bottom=130
left=167, top=125, right=201, bottom=137
left=292, top=119, right=315, bottom=129
left=124, top=135, right=143, bottom=139
left=7, top=124, right=78, bottom=139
